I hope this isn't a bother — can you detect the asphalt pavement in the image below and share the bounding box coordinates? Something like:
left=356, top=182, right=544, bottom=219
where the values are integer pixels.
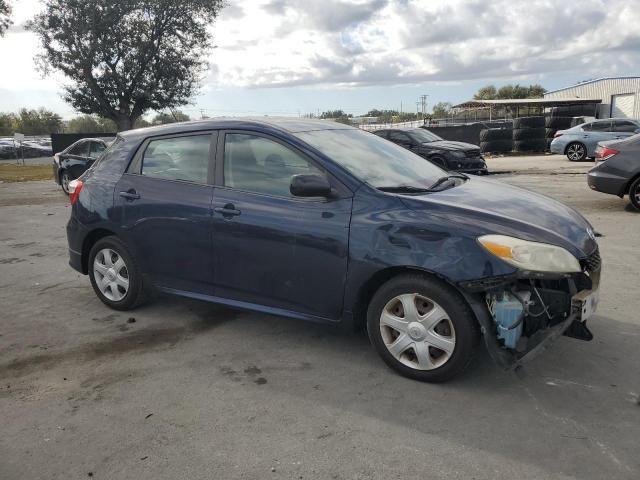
left=0, top=166, right=638, bottom=480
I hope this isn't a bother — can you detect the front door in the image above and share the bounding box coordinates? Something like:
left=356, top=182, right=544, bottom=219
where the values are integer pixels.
left=116, top=132, right=216, bottom=294
left=211, top=131, right=352, bottom=321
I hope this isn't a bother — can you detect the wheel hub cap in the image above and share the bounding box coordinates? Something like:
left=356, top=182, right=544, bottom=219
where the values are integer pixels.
left=408, top=322, right=426, bottom=340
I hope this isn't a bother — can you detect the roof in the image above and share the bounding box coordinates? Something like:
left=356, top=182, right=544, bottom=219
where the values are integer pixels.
left=119, top=116, right=354, bottom=139
left=544, top=76, right=640, bottom=95
left=453, top=98, right=602, bottom=109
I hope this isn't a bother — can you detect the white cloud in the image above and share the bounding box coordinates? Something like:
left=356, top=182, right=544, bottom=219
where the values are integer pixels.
left=209, top=0, right=640, bottom=87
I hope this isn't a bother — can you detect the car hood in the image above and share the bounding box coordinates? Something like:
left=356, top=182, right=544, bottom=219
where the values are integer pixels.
left=422, top=140, right=480, bottom=151
left=399, top=176, right=597, bottom=258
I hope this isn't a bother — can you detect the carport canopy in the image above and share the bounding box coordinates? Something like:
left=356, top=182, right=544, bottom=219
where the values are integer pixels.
left=453, top=98, right=602, bottom=109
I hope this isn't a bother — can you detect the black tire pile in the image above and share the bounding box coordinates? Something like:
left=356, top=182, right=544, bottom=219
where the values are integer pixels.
left=480, top=128, right=513, bottom=154
left=512, top=116, right=546, bottom=153
left=544, top=116, right=573, bottom=150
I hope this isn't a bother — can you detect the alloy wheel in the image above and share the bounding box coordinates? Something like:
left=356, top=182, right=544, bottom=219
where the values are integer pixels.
left=61, top=172, right=70, bottom=194
left=93, top=248, right=129, bottom=301
left=567, top=144, right=585, bottom=161
left=379, top=293, right=456, bottom=370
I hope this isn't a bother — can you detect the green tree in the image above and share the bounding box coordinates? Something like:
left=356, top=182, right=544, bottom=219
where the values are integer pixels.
left=153, top=110, right=191, bottom=125
left=0, top=0, right=11, bottom=36
left=474, top=84, right=546, bottom=100
left=473, top=85, right=498, bottom=100
left=320, top=110, right=352, bottom=125
left=16, top=108, right=63, bottom=135
left=0, top=112, right=19, bottom=135
left=431, top=102, right=453, bottom=118
left=28, top=0, right=223, bottom=131
left=67, top=115, right=117, bottom=133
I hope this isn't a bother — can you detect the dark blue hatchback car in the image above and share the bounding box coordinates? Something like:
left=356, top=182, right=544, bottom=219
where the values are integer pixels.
left=66, top=118, right=601, bottom=382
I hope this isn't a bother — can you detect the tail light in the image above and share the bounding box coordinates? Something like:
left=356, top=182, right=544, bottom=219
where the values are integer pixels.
left=553, top=132, right=563, bottom=138
left=69, top=179, right=84, bottom=205
left=595, top=146, right=619, bottom=161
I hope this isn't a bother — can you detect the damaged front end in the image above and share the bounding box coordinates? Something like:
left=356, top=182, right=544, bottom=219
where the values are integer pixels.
left=460, top=248, right=601, bottom=369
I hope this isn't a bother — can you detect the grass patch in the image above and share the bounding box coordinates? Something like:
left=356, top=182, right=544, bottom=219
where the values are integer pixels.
left=0, top=164, right=53, bottom=183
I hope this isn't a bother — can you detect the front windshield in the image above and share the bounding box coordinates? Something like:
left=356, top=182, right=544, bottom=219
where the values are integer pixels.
left=408, top=128, right=443, bottom=143
left=295, top=129, right=445, bottom=188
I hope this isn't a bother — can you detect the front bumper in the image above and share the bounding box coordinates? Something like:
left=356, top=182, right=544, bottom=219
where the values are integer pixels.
left=460, top=264, right=600, bottom=370
left=587, top=168, right=627, bottom=197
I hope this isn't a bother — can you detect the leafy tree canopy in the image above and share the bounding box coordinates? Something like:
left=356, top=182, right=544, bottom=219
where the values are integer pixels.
left=473, top=84, right=546, bottom=100
left=0, top=0, right=11, bottom=36
left=28, top=0, right=223, bottom=131
left=0, top=108, right=63, bottom=135
left=67, top=115, right=117, bottom=133
left=431, top=102, right=453, bottom=118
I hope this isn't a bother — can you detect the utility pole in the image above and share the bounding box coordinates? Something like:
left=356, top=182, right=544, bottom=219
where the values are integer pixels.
left=419, top=94, right=429, bottom=124
left=200, top=109, right=206, bottom=119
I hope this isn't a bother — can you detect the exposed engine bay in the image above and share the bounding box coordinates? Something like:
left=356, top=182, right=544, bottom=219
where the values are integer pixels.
left=461, top=248, right=601, bottom=368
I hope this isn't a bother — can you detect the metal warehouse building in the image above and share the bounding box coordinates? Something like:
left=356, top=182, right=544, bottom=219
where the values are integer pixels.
left=544, top=76, right=640, bottom=119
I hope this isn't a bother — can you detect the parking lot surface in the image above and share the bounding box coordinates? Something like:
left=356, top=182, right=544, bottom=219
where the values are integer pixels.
left=1, top=167, right=639, bottom=479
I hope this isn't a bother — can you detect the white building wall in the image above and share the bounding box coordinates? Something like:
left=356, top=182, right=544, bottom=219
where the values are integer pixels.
left=544, top=77, right=640, bottom=119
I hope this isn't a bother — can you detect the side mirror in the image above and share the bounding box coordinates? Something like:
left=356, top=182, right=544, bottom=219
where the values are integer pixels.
left=290, top=174, right=331, bottom=197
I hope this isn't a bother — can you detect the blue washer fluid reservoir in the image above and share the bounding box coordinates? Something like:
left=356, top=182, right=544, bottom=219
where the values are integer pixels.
left=492, top=291, right=531, bottom=349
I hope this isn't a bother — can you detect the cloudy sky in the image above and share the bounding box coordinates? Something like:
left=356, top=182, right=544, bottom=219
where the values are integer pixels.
left=0, top=0, right=639, bottom=119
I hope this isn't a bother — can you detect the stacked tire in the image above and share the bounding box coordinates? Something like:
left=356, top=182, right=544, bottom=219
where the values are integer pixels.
left=512, top=117, right=546, bottom=153
left=480, top=128, right=513, bottom=154
left=544, top=116, right=573, bottom=151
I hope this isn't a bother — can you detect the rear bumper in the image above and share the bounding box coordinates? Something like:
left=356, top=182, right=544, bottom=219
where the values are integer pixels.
left=66, top=215, right=88, bottom=274
left=549, top=140, right=564, bottom=155
left=587, top=169, right=627, bottom=196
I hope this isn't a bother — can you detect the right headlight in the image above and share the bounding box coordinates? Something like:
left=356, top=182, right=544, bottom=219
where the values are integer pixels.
left=478, top=234, right=581, bottom=273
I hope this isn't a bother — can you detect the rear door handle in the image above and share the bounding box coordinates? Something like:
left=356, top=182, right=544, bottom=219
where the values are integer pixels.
left=119, top=190, right=140, bottom=200
left=214, top=205, right=241, bottom=217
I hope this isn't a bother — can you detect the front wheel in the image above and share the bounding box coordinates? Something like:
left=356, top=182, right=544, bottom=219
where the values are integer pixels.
left=367, top=274, right=479, bottom=382
left=88, top=236, right=144, bottom=310
left=566, top=142, right=587, bottom=161
left=629, top=177, right=640, bottom=211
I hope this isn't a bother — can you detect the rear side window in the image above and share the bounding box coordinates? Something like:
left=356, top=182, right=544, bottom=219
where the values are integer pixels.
left=223, top=133, right=323, bottom=197
left=589, top=121, right=613, bottom=131
left=614, top=120, right=638, bottom=132
left=141, top=135, right=210, bottom=183
left=373, top=131, right=388, bottom=139
left=388, top=131, right=411, bottom=144
left=89, top=141, right=106, bottom=158
left=68, top=141, right=89, bottom=156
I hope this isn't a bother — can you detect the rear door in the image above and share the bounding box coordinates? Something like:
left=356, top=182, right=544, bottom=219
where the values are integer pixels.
left=115, top=132, right=216, bottom=294
left=211, top=130, right=353, bottom=320
left=583, top=121, right=613, bottom=155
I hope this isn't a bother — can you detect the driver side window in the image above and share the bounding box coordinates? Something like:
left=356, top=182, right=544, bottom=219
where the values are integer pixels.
left=223, top=133, right=323, bottom=197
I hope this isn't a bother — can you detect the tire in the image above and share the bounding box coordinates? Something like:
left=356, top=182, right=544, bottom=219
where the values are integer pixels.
left=628, top=177, right=640, bottom=211
left=512, top=128, right=545, bottom=140
left=565, top=142, right=587, bottom=161
left=366, top=274, right=479, bottom=383
left=545, top=116, right=573, bottom=129
left=480, top=128, right=512, bottom=141
left=480, top=140, right=513, bottom=153
left=60, top=170, right=71, bottom=195
left=513, top=116, right=544, bottom=129
left=88, top=236, right=144, bottom=311
left=514, top=139, right=547, bottom=152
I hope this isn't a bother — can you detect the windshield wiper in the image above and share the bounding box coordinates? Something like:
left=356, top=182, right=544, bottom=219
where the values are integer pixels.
left=377, top=185, right=431, bottom=193
left=427, top=174, right=468, bottom=191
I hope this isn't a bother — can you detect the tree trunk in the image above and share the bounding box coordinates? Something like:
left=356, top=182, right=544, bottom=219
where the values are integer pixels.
left=115, top=116, right=133, bottom=131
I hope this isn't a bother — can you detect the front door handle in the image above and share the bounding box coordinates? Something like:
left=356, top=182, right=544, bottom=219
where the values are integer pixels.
left=119, top=190, right=140, bottom=200
left=214, top=205, right=241, bottom=218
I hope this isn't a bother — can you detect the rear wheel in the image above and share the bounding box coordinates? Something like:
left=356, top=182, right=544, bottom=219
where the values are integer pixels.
left=566, top=142, right=587, bottom=161
left=60, top=170, right=71, bottom=195
left=88, top=236, right=144, bottom=310
left=629, top=177, right=640, bottom=211
left=367, top=274, right=478, bottom=382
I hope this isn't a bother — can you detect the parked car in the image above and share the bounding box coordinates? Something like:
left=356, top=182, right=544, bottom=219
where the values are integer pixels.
left=53, top=138, right=111, bottom=194
left=372, top=128, right=488, bottom=174
left=588, top=134, right=640, bottom=210
left=550, top=118, right=640, bottom=161
left=66, top=118, right=600, bottom=382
